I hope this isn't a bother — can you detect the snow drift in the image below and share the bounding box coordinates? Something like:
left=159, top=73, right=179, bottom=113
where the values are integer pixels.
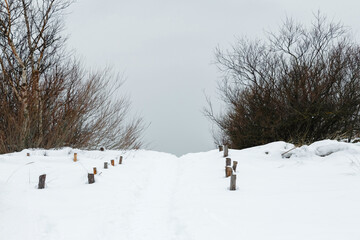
left=1, top=140, right=360, bottom=240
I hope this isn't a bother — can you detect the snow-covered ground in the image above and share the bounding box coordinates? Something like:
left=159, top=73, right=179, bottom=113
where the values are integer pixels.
left=1, top=140, right=360, bottom=240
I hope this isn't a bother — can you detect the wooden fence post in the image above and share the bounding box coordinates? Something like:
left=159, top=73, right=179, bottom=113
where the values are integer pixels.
left=224, top=145, right=228, bottom=157
left=73, top=153, right=77, bottom=162
left=219, top=145, right=223, bottom=152
left=38, top=174, right=46, bottom=189
left=230, top=174, right=236, bottom=190
left=226, top=166, right=233, bottom=178
left=119, top=156, right=123, bottom=164
left=226, top=157, right=231, bottom=166
left=88, top=173, right=95, bottom=184
left=93, top=167, right=97, bottom=174
left=232, top=161, right=238, bottom=171
left=104, top=162, right=108, bottom=169
left=26, top=153, right=30, bottom=157
left=111, top=159, right=115, bottom=166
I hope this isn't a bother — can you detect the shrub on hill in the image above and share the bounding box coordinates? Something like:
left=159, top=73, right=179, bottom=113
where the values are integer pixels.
left=205, top=13, right=360, bottom=149
left=0, top=0, right=145, bottom=153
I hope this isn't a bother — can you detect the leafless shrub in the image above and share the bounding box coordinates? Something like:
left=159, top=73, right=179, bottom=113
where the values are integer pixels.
left=0, top=0, right=146, bottom=153
left=205, top=13, right=360, bottom=149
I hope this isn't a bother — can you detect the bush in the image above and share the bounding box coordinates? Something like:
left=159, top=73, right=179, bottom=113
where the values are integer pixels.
left=205, top=14, right=360, bottom=149
left=0, top=0, right=145, bottom=153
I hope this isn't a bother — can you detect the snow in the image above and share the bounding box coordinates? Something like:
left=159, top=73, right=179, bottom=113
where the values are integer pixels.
left=1, top=140, right=360, bottom=239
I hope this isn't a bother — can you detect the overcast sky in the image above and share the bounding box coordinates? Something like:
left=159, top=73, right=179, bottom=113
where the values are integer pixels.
left=64, top=0, right=360, bottom=156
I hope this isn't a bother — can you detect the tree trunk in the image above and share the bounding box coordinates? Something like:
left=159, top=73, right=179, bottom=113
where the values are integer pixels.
left=33, top=70, right=43, bottom=147
left=20, top=83, right=30, bottom=149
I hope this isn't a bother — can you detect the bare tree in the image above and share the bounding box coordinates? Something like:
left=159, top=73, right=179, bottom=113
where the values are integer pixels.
left=205, top=13, right=360, bottom=149
left=0, top=0, right=146, bottom=153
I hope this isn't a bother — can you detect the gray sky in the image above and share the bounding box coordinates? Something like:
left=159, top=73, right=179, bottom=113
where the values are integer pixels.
left=65, top=0, right=360, bottom=156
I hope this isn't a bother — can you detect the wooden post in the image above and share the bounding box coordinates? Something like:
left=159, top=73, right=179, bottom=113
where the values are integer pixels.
left=38, top=174, right=46, bottom=189
left=119, top=156, right=123, bottom=164
left=26, top=153, right=30, bottom=157
left=226, top=157, right=231, bottom=166
left=224, top=145, right=228, bottom=157
left=226, top=166, right=233, bottom=178
left=111, top=159, right=115, bottom=166
left=73, top=153, right=77, bottom=162
left=230, top=174, right=236, bottom=190
left=219, top=145, right=223, bottom=152
left=88, top=173, right=95, bottom=184
left=104, top=162, right=108, bottom=169
left=232, top=161, right=238, bottom=171
left=93, top=167, right=97, bottom=174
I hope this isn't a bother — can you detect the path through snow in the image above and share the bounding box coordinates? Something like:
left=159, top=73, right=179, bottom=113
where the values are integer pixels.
left=2, top=141, right=360, bottom=239
left=127, top=154, right=179, bottom=240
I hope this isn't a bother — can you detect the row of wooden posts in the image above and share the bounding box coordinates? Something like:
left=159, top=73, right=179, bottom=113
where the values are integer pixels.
left=33, top=146, right=235, bottom=190
left=219, top=145, right=236, bottom=191
left=75, top=153, right=124, bottom=185
left=28, top=152, right=124, bottom=189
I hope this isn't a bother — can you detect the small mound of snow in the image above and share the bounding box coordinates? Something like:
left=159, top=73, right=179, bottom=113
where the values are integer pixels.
left=243, top=141, right=294, bottom=158
left=281, top=140, right=360, bottom=159
left=315, top=144, right=349, bottom=157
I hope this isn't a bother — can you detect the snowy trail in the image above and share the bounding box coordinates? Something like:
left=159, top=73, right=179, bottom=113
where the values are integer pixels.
left=127, top=155, right=179, bottom=240
left=2, top=141, right=360, bottom=239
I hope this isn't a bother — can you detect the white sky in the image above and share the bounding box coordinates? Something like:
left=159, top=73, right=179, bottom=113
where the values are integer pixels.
left=64, top=0, right=360, bottom=155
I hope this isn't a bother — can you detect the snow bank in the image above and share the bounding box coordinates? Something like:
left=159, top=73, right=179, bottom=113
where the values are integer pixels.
left=281, top=139, right=360, bottom=158
left=1, top=140, right=360, bottom=239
